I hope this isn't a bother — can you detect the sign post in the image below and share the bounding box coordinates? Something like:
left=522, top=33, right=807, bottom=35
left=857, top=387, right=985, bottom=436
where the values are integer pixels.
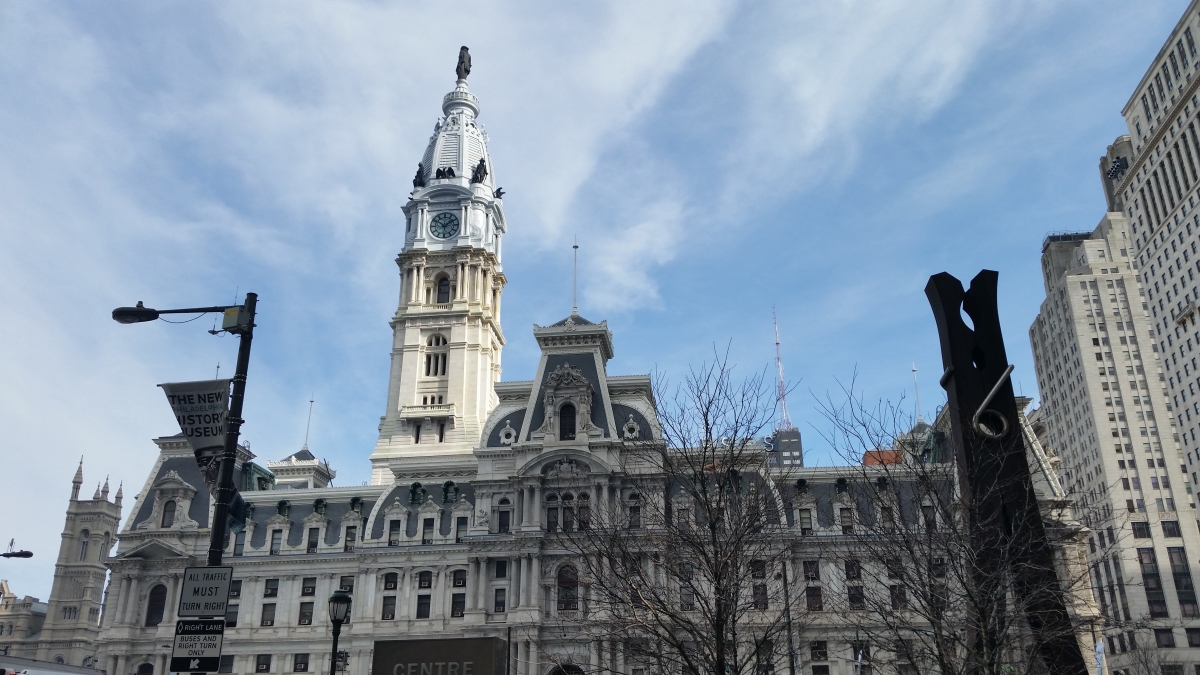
left=170, top=619, right=225, bottom=673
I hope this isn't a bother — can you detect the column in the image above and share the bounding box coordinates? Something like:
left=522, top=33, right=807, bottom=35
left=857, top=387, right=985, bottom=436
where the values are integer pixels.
left=401, top=568, right=412, bottom=619
left=124, top=576, right=139, bottom=625
left=518, top=486, right=528, bottom=528
left=113, top=576, right=129, bottom=625
left=363, top=569, right=377, bottom=620
left=164, top=573, right=179, bottom=623
left=529, top=640, right=539, bottom=675
left=532, top=486, right=542, bottom=529
left=433, top=566, right=446, bottom=617
left=520, top=554, right=531, bottom=607
left=589, top=641, right=599, bottom=673
left=467, top=558, right=480, bottom=611
left=615, top=641, right=624, bottom=675
left=517, top=640, right=528, bottom=675
left=530, top=555, right=541, bottom=612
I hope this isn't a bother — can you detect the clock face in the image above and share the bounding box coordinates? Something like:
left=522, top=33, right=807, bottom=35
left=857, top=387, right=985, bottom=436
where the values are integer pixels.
left=429, top=212, right=460, bottom=239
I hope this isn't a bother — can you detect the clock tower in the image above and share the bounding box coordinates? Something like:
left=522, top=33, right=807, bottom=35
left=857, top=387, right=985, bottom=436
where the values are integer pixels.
left=369, top=51, right=508, bottom=483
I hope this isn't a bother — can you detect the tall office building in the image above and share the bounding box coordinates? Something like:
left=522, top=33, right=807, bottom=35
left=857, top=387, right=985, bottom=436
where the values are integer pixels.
left=1032, top=3, right=1200, bottom=668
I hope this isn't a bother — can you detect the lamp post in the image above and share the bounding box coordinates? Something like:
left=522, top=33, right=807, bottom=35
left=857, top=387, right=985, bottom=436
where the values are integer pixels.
left=328, top=589, right=352, bottom=675
left=112, top=293, right=257, bottom=567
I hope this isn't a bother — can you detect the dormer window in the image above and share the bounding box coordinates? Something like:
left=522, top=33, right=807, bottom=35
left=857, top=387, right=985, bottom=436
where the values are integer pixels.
left=559, top=404, right=576, bottom=440
left=161, top=501, right=176, bottom=528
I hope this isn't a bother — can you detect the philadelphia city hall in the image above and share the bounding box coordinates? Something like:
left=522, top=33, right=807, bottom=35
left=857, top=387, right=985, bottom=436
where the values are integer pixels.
left=0, top=52, right=1096, bottom=675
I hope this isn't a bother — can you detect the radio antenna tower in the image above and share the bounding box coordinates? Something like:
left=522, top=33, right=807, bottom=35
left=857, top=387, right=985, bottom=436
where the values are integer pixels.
left=773, top=305, right=794, bottom=431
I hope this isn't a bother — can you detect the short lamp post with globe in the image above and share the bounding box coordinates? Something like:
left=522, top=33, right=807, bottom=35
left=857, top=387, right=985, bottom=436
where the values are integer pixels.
left=327, top=589, right=352, bottom=675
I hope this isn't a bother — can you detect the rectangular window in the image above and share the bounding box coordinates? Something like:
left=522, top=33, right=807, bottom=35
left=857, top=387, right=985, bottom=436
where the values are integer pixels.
left=234, top=530, right=246, bottom=556
left=298, top=601, right=313, bottom=625
left=1139, top=548, right=1170, bottom=617
left=388, top=520, right=402, bottom=546
left=811, top=668, right=829, bottom=675
left=1187, top=628, right=1200, bottom=647
left=456, top=516, right=468, bottom=543
left=418, top=571, right=433, bottom=588
left=451, top=593, right=466, bottom=617
left=256, top=655, right=272, bottom=673
left=628, top=504, right=641, bottom=529
left=260, top=603, right=276, bottom=627
left=339, top=576, right=354, bottom=593
left=293, top=654, right=309, bottom=673
left=219, top=655, right=234, bottom=674
left=307, top=528, right=319, bottom=553
left=416, top=594, right=431, bottom=619
left=1164, top=521, right=1182, bottom=537
left=1155, top=628, right=1176, bottom=648
left=848, top=586, right=865, bottom=610
left=752, top=584, right=768, bottom=610
left=301, top=577, right=316, bottom=596
left=225, top=604, right=239, bottom=627
left=1133, top=521, right=1151, bottom=538
left=344, top=526, right=357, bottom=552
left=422, top=518, right=435, bottom=544
left=809, top=641, right=827, bottom=661
left=844, top=560, right=861, bottom=580
left=751, top=560, right=767, bottom=578
left=798, top=509, right=813, bottom=535
left=802, top=560, right=819, bottom=581
left=886, top=559, right=902, bottom=579
left=805, top=586, right=822, bottom=611
left=890, top=586, right=908, bottom=610
left=494, top=588, right=507, bottom=613
left=921, top=504, right=936, bottom=531
left=930, top=557, right=947, bottom=578
left=495, top=560, right=508, bottom=579
left=498, top=510, right=511, bottom=533
left=270, top=530, right=283, bottom=555
left=547, top=507, right=559, bottom=532
left=229, top=580, right=242, bottom=598
left=381, top=596, right=396, bottom=620
left=264, top=579, right=279, bottom=597
left=680, top=584, right=695, bottom=610
left=840, top=507, right=854, bottom=534
left=453, top=569, right=467, bottom=587
left=1168, top=547, right=1199, bottom=617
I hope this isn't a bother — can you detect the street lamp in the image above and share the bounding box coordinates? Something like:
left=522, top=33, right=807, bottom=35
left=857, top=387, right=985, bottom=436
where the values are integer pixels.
left=328, top=589, right=352, bottom=675
left=112, top=293, right=257, bottom=567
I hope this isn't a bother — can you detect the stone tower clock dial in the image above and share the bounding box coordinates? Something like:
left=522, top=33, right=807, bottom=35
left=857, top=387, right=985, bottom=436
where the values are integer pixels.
left=430, top=212, right=460, bottom=239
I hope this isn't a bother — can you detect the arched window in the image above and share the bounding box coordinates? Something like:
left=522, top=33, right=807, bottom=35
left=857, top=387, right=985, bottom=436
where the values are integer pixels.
left=546, top=494, right=559, bottom=532
left=557, top=566, right=578, bottom=611
left=145, top=585, right=167, bottom=626
left=137, top=663, right=154, bottom=675
left=161, top=501, right=176, bottom=528
left=437, top=278, right=451, bottom=304
left=78, top=530, right=90, bottom=562
left=559, top=404, right=576, bottom=441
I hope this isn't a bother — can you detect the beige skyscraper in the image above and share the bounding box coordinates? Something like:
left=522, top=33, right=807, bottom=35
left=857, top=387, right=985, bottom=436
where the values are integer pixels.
left=1031, top=2, right=1200, bottom=659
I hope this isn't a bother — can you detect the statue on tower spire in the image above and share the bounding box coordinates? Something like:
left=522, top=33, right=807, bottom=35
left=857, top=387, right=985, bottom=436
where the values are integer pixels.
left=456, top=46, right=471, bottom=81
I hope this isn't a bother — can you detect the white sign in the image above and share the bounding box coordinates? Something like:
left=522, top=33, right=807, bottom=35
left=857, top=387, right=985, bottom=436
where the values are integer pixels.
left=177, top=566, right=233, bottom=618
left=159, top=379, right=231, bottom=487
left=170, top=619, right=225, bottom=673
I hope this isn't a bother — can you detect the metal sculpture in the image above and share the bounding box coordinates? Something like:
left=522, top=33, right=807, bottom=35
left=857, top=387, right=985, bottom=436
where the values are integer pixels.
left=926, top=270, right=1087, bottom=675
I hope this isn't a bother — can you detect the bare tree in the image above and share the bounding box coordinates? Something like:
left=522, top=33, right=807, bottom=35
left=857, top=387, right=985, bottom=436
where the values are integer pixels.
left=543, top=351, right=804, bottom=675
left=814, top=383, right=1103, bottom=675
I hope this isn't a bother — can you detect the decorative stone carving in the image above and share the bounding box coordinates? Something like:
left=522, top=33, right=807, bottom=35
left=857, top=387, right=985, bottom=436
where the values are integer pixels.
left=498, top=420, right=517, bottom=445
left=545, top=459, right=588, bottom=479
left=545, top=364, right=588, bottom=387
left=622, top=414, right=641, bottom=441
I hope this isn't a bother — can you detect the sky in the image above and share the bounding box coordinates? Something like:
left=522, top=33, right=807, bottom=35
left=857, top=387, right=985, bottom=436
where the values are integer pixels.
left=0, top=1, right=1189, bottom=598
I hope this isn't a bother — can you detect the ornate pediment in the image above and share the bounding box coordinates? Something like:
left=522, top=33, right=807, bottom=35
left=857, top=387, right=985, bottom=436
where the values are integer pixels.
left=545, top=364, right=589, bottom=388
left=544, top=458, right=590, bottom=479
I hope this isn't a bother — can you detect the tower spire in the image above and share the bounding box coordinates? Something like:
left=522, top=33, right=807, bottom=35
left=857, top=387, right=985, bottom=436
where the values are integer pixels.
left=572, top=237, right=579, bottom=315
left=303, top=393, right=315, bottom=450
left=912, top=363, right=924, bottom=423
left=774, top=306, right=794, bottom=431
left=71, top=459, right=83, bottom=501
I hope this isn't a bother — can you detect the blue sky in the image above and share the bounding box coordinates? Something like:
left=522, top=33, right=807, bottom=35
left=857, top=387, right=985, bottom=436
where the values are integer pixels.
left=0, top=1, right=1187, bottom=597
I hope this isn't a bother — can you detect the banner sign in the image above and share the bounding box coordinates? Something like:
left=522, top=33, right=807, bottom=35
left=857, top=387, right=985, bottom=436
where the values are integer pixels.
left=159, top=379, right=232, bottom=487
left=373, top=639, right=507, bottom=675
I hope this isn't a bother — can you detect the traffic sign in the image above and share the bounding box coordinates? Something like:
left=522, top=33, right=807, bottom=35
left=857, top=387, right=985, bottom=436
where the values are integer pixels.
left=178, top=566, right=233, bottom=617
left=170, top=619, right=225, bottom=673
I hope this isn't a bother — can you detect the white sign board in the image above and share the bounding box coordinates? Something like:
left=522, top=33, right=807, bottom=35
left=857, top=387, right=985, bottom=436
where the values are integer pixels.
left=170, top=619, right=225, bottom=673
left=178, top=566, right=233, bottom=618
